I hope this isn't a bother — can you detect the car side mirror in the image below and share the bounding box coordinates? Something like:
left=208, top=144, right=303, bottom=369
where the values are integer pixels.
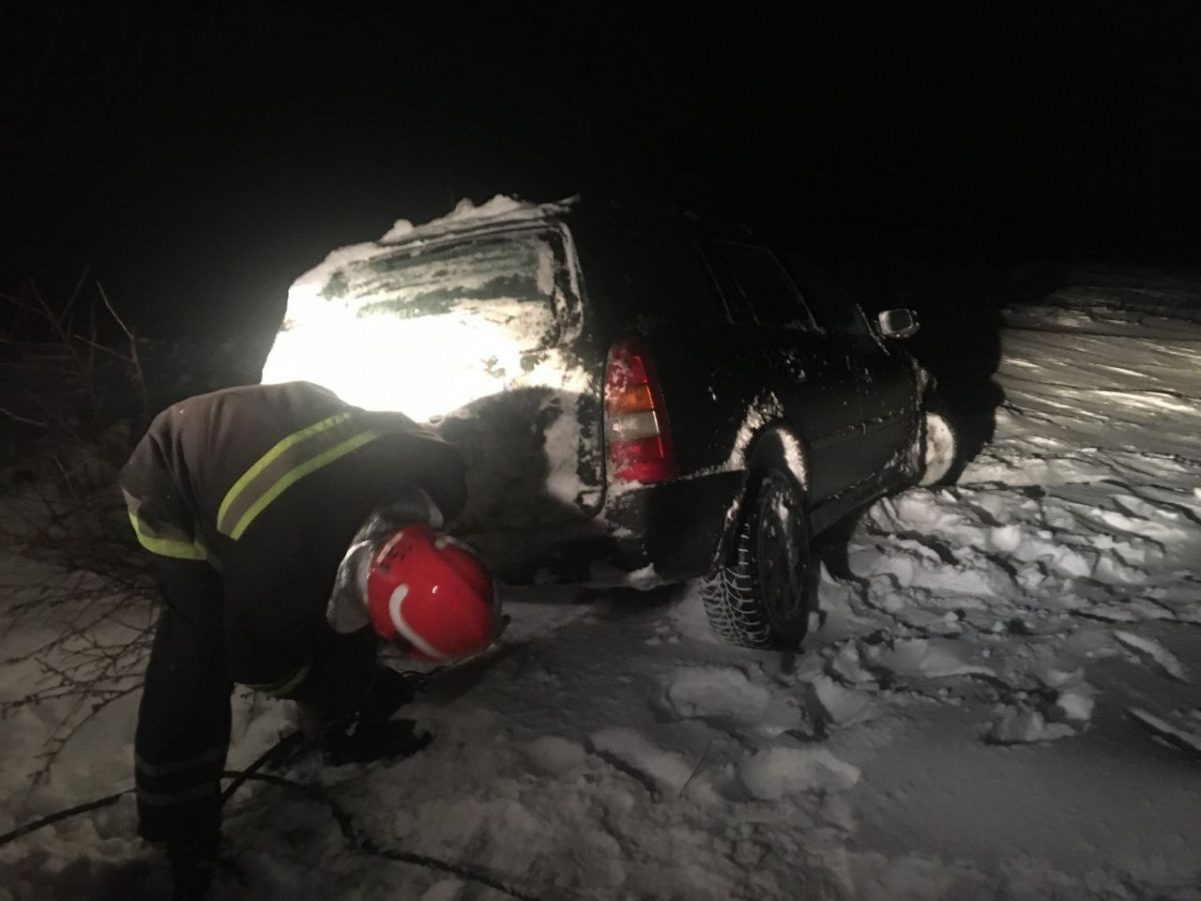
left=877, top=308, right=920, bottom=339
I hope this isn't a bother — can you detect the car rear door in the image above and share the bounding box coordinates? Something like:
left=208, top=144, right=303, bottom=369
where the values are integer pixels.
left=703, top=242, right=866, bottom=506
left=577, top=225, right=747, bottom=480
left=778, top=252, right=919, bottom=500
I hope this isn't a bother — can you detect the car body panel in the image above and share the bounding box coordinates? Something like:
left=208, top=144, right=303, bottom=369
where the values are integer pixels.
left=261, top=197, right=933, bottom=583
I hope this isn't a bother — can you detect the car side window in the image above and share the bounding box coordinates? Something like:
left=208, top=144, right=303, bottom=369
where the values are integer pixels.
left=706, top=242, right=818, bottom=330
left=624, top=231, right=730, bottom=323
left=777, top=252, right=871, bottom=338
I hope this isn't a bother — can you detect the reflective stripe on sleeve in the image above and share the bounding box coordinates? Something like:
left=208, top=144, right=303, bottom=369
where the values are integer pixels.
left=127, top=510, right=209, bottom=561
left=216, top=412, right=382, bottom=540
left=245, top=658, right=313, bottom=697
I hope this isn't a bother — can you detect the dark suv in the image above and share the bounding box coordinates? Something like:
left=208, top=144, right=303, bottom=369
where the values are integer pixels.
left=261, top=197, right=955, bottom=648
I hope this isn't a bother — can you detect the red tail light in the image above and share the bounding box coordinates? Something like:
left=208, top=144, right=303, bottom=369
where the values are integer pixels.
left=604, top=337, right=677, bottom=484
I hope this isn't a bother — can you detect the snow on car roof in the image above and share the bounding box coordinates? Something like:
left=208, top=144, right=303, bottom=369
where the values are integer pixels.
left=380, top=194, right=576, bottom=244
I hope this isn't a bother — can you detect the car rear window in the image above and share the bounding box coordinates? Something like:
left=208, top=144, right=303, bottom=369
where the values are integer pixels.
left=263, top=226, right=590, bottom=428
left=324, top=229, right=561, bottom=350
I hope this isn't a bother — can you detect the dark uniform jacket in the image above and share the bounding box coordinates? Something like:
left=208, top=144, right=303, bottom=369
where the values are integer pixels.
left=121, top=381, right=465, bottom=845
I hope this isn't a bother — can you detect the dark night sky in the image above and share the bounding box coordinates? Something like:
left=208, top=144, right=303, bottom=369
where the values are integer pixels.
left=4, top=4, right=1200, bottom=338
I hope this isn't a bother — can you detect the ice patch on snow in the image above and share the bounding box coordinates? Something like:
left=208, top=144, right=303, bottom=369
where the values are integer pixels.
left=588, top=727, right=693, bottom=795
left=988, top=707, right=1077, bottom=744
left=522, top=736, right=587, bottom=776
left=738, top=746, right=860, bottom=800
left=875, top=639, right=996, bottom=680
left=663, top=667, right=771, bottom=722
left=809, top=675, right=876, bottom=726
left=1113, top=630, right=1189, bottom=682
left=1127, top=707, right=1201, bottom=756
left=830, top=643, right=877, bottom=685
left=1054, top=689, right=1095, bottom=723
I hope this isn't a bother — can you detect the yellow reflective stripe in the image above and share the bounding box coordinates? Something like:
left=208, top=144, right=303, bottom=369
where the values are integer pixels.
left=127, top=511, right=208, bottom=561
left=247, top=658, right=312, bottom=696
left=217, top=412, right=353, bottom=533
left=227, top=429, right=381, bottom=540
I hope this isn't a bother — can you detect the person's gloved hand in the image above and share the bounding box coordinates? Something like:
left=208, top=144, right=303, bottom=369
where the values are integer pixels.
left=297, top=664, right=418, bottom=743
left=322, top=718, right=432, bottom=766
left=358, top=665, right=417, bottom=724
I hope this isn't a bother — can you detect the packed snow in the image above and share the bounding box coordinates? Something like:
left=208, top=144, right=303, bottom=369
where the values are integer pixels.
left=2, top=271, right=1201, bottom=899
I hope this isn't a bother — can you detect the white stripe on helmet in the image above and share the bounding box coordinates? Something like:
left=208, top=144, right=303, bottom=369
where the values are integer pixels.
left=387, top=583, right=451, bottom=660
left=433, top=534, right=470, bottom=551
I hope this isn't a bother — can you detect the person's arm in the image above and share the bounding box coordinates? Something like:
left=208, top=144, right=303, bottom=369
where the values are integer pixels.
left=221, top=547, right=325, bottom=697
left=415, top=439, right=467, bottom=523
left=363, top=414, right=468, bottom=523
left=223, top=547, right=377, bottom=725
left=121, top=413, right=210, bottom=564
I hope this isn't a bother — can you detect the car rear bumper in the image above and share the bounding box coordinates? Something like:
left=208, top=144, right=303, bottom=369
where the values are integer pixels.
left=603, top=469, right=744, bottom=581
left=460, top=469, right=745, bottom=586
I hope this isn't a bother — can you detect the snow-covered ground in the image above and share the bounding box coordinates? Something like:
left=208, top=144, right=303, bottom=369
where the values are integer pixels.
left=2, top=273, right=1200, bottom=900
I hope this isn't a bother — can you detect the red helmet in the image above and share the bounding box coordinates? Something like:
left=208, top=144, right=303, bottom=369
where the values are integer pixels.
left=365, top=524, right=498, bottom=661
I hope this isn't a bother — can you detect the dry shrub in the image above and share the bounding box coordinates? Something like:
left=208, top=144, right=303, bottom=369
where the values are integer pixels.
left=1, top=273, right=157, bottom=778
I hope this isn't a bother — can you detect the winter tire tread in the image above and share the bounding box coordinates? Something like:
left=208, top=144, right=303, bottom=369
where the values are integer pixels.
left=700, top=468, right=812, bottom=650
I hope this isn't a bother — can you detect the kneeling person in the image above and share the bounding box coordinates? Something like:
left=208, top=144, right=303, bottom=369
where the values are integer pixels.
left=120, top=381, right=500, bottom=898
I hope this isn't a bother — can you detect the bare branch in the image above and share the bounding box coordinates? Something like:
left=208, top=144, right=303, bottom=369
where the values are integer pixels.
left=0, top=406, right=47, bottom=427
left=97, top=282, right=133, bottom=341
left=75, top=335, right=136, bottom=365
left=58, top=267, right=92, bottom=330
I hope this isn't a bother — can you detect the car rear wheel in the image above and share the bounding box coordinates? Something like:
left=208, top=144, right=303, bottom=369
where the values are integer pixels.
left=700, top=468, right=813, bottom=649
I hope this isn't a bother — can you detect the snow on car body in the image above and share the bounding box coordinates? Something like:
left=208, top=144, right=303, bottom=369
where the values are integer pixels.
left=262, top=195, right=946, bottom=647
